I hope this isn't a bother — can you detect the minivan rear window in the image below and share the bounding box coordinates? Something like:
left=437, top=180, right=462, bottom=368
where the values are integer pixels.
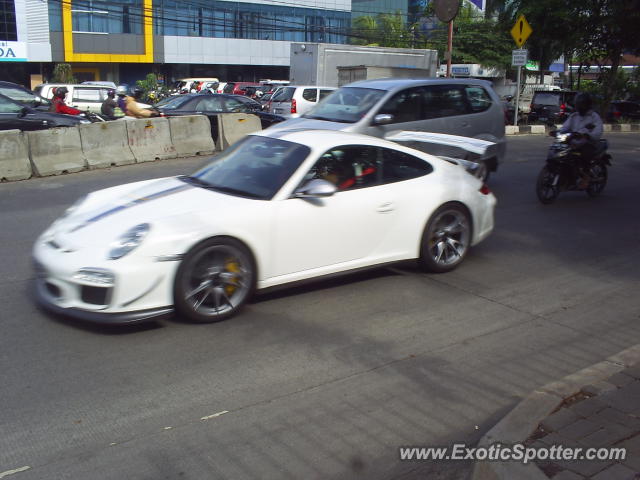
left=272, top=87, right=295, bottom=102
left=533, top=93, right=561, bottom=106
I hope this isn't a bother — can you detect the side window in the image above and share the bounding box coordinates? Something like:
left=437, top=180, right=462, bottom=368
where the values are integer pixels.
left=72, top=88, right=102, bottom=103
left=305, top=145, right=380, bottom=191
left=0, top=97, right=22, bottom=113
left=423, top=85, right=469, bottom=118
left=377, top=87, right=424, bottom=124
left=302, top=88, right=318, bottom=102
left=223, top=98, right=249, bottom=113
left=196, top=96, right=225, bottom=111
left=380, top=148, right=433, bottom=184
left=319, top=89, right=333, bottom=100
left=465, top=86, right=492, bottom=113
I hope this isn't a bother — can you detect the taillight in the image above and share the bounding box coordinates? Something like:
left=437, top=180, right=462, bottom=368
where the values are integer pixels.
left=291, top=99, right=297, bottom=114
left=560, top=103, right=566, bottom=112
left=614, top=110, right=621, bottom=118
left=479, top=184, right=491, bottom=195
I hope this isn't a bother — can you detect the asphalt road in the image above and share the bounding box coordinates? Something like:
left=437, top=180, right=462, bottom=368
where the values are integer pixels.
left=1, top=134, right=639, bottom=480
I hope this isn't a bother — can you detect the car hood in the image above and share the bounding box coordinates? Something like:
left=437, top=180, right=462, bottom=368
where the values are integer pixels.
left=47, top=177, right=255, bottom=249
left=268, top=116, right=353, bottom=132
left=27, top=110, right=84, bottom=125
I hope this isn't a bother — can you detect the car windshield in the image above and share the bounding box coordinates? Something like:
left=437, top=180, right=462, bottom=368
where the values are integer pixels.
left=533, top=93, right=561, bottom=106
left=303, top=87, right=387, bottom=123
left=156, top=95, right=194, bottom=110
left=184, top=136, right=310, bottom=200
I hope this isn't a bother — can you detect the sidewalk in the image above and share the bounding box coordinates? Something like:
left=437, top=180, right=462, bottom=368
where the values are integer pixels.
left=472, top=345, right=640, bottom=480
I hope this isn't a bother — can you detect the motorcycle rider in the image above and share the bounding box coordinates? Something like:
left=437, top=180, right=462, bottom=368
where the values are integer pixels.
left=116, top=85, right=128, bottom=116
left=125, top=87, right=160, bottom=118
left=557, top=92, right=603, bottom=188
left=100, top=88, right=118, bottom=120
left=50, top=87, right=82, bottom=115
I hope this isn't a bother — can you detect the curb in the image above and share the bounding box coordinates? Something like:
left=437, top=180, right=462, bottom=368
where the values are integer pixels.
left=505, top=123, right=640, bottom=135
left=471, top=344, right=640, bottom=480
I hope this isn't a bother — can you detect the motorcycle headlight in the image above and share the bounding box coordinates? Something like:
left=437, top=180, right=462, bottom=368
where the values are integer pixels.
left=108, top=223, right=150, bottom=260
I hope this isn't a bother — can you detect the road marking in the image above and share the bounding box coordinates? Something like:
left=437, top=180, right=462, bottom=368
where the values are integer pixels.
left=200, top=410, right=229, bottom=421
left=163, top=426, right=173, bottom=430
left=0, top=467, right=31, bottom=478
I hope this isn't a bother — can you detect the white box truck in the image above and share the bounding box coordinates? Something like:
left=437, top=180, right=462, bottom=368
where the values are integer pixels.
left=290, top=43, right=438, bottom=87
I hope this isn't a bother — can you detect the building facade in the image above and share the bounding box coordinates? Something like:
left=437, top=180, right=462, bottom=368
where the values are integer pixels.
left=3, top=0, right=375, bottom=86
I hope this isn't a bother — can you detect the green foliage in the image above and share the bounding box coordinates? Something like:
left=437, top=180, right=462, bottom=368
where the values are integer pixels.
left=350, top=12, right=417, bottom=48
left=51, top=63, right=77, bottom=84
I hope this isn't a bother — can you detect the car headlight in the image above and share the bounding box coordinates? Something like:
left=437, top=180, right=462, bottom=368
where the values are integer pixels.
left=108, top=223, right=150, bottom=260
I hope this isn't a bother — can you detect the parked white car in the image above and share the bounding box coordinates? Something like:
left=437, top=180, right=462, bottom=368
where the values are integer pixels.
left=33, top=129, right=495, bottom=324
left=268, top=85, right=336, bottom=118
left=34, top=84, right=114, bottom=113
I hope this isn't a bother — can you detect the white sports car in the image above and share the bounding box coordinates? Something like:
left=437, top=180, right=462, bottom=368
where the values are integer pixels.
left=33, top=129, right=496, bottom=324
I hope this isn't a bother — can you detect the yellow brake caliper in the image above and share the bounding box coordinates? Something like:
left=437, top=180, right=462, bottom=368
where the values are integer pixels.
left=224, top=259, right=240, bottom=295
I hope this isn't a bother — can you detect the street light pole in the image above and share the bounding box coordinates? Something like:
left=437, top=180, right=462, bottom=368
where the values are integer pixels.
left=446, top=20, right=453, bottom=77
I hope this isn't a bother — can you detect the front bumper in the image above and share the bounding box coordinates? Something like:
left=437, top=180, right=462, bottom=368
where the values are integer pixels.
left=33, top=236, right=180, bottom=325
left=35, top=280, right=173, bottom=324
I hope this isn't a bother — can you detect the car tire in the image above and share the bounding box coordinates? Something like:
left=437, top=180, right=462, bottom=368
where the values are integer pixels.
left=419, top=203, right=471, bottom=273
left=174, top=237, right=255, bottom=323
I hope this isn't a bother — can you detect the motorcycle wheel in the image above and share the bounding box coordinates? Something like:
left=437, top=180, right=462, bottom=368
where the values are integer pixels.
left=536, top=166, right=559, bottom=204
left=586, top=163, right=608, bottom=198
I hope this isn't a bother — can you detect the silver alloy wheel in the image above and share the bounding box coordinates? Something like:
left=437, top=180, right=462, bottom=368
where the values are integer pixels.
left=427, top=209, right=470, bottom=267
left=183, top=244, right=251, bottom=317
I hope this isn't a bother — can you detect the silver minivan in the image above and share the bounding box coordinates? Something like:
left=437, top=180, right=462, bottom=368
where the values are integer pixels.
left=269, top=85, right=336, bottom=118
left=270, top=78, right=506, bottom=174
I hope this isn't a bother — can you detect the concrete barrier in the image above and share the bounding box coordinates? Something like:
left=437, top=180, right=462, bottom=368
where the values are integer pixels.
left=168, top=115, right=215, bottom=157
left=0, top=129, right=31, bottom=181
left=603, top=124, right=612, bottom=132
left=216, top=113, right=262, bottom=151
left=79, top=121, right=135, bottom=169
left=505, top=125, right=519, bottom=135
left=529, top=125, right=545, bottom=134
left=619, top=124, right=631, bottom=132
left=27, top=127, right=86, bottom=176
left=125, top=117, right=176, bottom=162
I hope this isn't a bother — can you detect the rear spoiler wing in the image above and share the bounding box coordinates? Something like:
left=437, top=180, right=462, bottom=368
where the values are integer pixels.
left=384, top=131, right=498, bottom=160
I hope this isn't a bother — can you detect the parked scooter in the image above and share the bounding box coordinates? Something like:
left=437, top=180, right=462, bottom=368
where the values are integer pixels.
left=536, top=129, right=611, bottom=204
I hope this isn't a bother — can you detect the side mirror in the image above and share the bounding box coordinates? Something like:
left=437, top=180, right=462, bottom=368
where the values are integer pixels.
left=293, top=179, right=337, bottom=198
left=372, top=114, right=393, bottom=126
left=18, top=107, right=29, bottom=118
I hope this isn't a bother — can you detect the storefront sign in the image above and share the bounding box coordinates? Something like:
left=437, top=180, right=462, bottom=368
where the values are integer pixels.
left=0, top=41, right=28, bottom=62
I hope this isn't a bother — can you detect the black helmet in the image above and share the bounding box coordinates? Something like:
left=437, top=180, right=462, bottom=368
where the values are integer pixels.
left=132, top=86, right=144, bottom=99
left=106, top=88, right=115, bottom=97
left=574, top=92, right=593, bottom=116
left=54, top=86, right=68, bottom=98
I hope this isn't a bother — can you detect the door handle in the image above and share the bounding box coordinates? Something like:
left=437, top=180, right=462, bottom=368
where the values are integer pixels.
left=377, top=202, right=394, bottom=213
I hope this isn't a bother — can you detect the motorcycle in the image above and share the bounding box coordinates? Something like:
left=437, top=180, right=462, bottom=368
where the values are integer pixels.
left=536, top=130, right=611, bottom=204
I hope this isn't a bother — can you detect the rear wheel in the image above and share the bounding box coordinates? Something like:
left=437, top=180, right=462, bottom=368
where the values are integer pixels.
left=174, top=238, right=255, bottom=323
left=536, top=166, right=559, bottom=204
left=419, top=204, right=471, bottom=273
left=586, top=163, right=608, bottom=198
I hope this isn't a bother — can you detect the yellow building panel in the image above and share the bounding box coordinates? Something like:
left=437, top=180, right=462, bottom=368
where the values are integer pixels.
left=62, top=0, right=153, bottom=63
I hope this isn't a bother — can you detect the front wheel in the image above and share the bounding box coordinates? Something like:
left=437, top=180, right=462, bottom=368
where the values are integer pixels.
left=174, top=238, right=255, bottom=323
left=586, top=163, right=608, bottom=198
left=536, top=166, right=559, bottom=204
left=419, top=204, right=471, bottom=273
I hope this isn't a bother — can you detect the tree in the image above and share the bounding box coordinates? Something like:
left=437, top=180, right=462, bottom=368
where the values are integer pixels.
left=350, top=12, right=417, bottom=48
left=51, top=63, right=77, bottom=84
left=136, top=73, right=161, bottom=101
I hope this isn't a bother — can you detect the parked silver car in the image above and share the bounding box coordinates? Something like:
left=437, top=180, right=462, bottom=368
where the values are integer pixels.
left=268, top=85, right=335, bottom=118
left=270, top=78, right=506, bottom=175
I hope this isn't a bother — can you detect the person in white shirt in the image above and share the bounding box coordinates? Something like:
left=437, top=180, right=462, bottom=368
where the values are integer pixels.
left=558, top=92, right=603, bottom=188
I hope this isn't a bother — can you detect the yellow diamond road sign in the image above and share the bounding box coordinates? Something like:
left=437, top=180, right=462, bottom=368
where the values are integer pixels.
left=511, top=14, right=532, bottom=48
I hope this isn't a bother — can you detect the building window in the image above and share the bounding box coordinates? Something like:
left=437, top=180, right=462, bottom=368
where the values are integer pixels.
left=0, top=0, right=17, bottom=41
left=71, top=0, right=143, bottom=34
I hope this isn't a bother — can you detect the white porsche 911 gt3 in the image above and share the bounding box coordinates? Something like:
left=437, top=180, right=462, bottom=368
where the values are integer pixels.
left=33, top=129, right=496, bottom=324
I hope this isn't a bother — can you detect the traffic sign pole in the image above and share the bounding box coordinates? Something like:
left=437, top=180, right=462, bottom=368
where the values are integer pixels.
left=514, top=66, right=521, bottom=126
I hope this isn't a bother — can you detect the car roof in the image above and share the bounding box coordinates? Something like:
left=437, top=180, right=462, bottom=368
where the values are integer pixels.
left=345, top=77, right=493, bottom=90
